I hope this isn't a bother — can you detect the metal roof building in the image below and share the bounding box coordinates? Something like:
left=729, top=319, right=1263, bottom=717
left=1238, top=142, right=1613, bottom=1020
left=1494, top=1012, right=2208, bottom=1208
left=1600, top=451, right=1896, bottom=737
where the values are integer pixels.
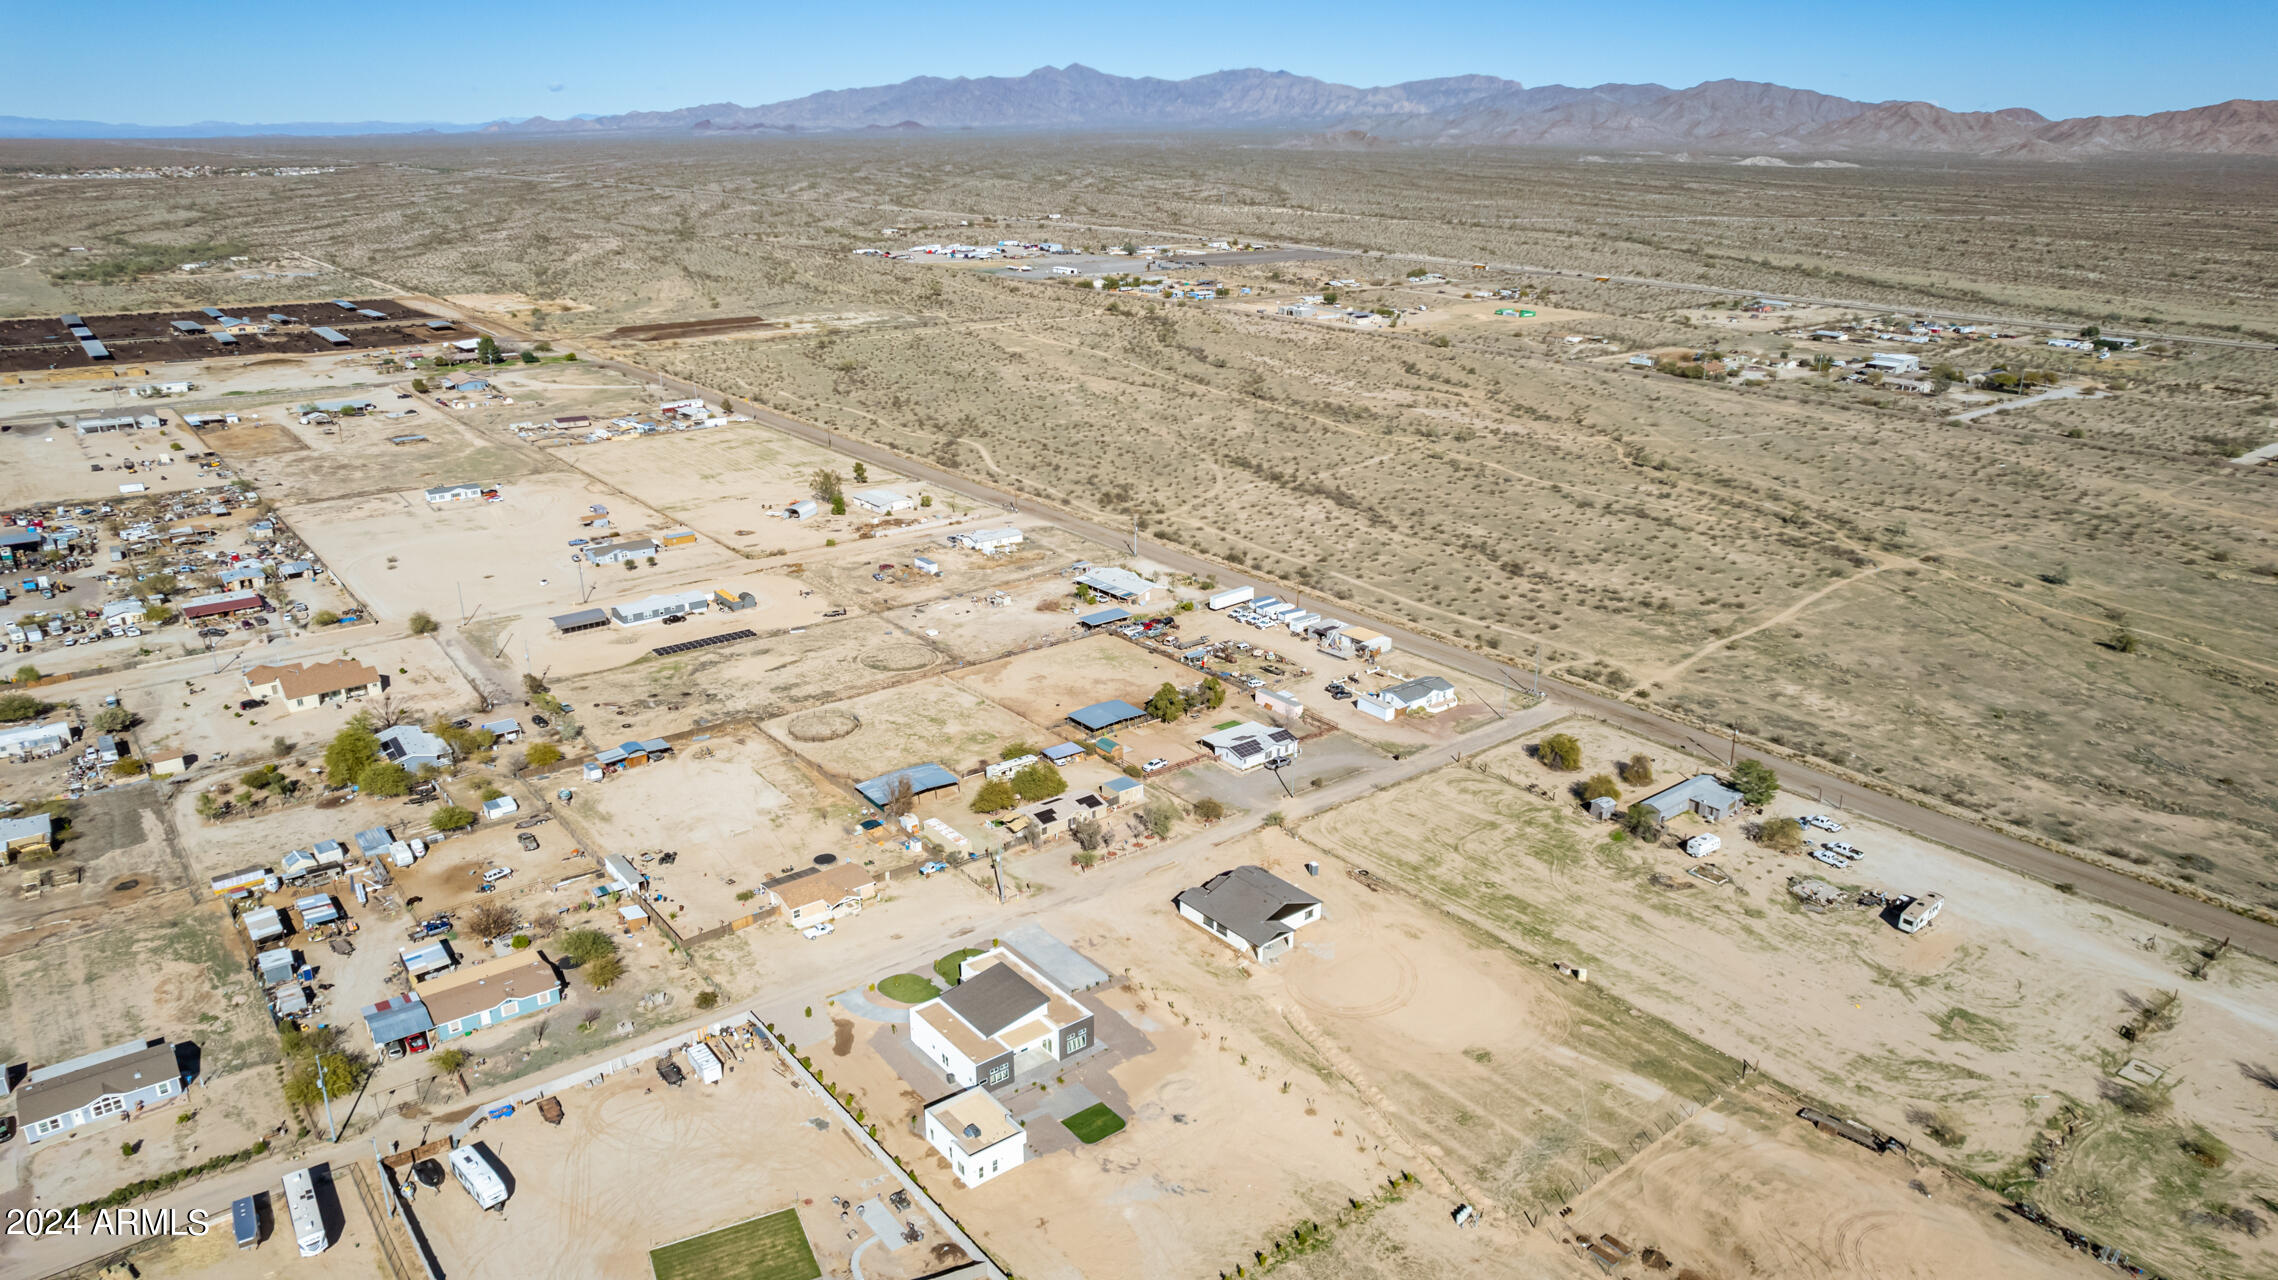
left=1076, top=607, right=1132, bottom=629
left=170, top=319, right=204, bottom=333
left=361, top=994, right=433, bottom=1047
left=549, top=607, right=610, bottom=634
left=1067, top=699, right=1147, bottom=732
left=1074, top=566, right=1158, bottom=601
left=80, top=339, right=110, bottom=360
left=1638, top=774, right=1745, bottom=824
left=856, top=762, right=960, bottom=809
left=311, top=326, right=351, bottom=346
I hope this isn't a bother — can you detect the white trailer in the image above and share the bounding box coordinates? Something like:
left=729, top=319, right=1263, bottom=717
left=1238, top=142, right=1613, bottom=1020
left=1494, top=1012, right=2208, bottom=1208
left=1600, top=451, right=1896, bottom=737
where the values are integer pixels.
left=1682, top=834, right=1721, bottom=858
left=1207, top=586, right=1255, bottom=611
left=1897, top=893, right=1945, bottom=934
left=282, top=1167, right=329, bottom=1256
left=1283, top=611, right=1319, bottom=633
left=1256, top=601, right=1297, bottom=620
left=449, top=1146, right=510, bottom=1210
left=685, top=1041, right=725, bottom=1084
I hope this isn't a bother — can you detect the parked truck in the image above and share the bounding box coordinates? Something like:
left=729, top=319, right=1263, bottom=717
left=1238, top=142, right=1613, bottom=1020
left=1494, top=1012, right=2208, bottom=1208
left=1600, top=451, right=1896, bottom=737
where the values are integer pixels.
left=1207, top=586, right=1255, bottom=611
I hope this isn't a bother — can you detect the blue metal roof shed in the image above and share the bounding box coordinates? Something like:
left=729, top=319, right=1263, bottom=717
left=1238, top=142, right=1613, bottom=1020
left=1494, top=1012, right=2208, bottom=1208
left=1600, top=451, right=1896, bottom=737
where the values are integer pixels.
left=1042, top=742, right=1084, bottom=763
left=295, top=894, right=340, bottom=927
left=353, top=826, right=392, bottom=854
left=1078, top=607, right=1133, bottom=629
left=361, top=995, right=433, bottom=1045
left=1068, top=699, right=1147, bottom=732
left=856, top=762, right=960, bottom=809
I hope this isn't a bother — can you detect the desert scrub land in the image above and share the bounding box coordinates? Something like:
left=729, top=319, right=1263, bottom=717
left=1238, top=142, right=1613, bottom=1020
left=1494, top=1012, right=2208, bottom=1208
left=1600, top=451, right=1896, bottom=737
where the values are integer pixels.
left=4, top=137, right=2275, bottom=910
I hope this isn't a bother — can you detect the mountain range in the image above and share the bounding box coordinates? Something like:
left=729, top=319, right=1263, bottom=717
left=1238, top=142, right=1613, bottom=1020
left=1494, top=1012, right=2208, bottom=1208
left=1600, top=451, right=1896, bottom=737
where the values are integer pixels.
left=6, top=66, right=2275, bottom=156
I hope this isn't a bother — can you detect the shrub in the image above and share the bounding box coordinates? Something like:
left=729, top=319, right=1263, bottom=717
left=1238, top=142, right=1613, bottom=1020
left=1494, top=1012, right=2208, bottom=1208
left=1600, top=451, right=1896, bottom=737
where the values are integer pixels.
left=694, top=990, right=719, bottom=1010
left=109, top=759, right=147, bottom=777
left=526, top=742, right=563, bottom=768
left=311, top=609, right=340, bottom=626
left=1537, top=734, right=1582, bottom=771
left=467, top=902, right=518, bottom=939
left=1618, top=753, right=1654, bottom=786
left=2181, top=1128, right=2231, bottom=1168
left=92, top=706, right=136, bottom=733
left=1146, top=681, right=1187, bottom=722
left=1757, top=817, right=1805, bottom=853
left=1621, top=803, right=1662, bottom=840
left=558, top=928, right=617, bottom=965
left=1579, top=774, right=1621, bottom=803
left=1010, top=761, right=1066, bottom=802
left=0, top=693, right=51, bottom=721
left=583, top=953, right=626, bottom=989
left=1143, top=797, right=1177, bottom=838
left=970, top=778, right=1017, bottom=813
left=358, top=762, right=411, bottom=796
left=429, top=804, right=476, bottom=831
left=407, top=611, right=439, bottom=635
left=1193, top=797, right=1226, bottom=822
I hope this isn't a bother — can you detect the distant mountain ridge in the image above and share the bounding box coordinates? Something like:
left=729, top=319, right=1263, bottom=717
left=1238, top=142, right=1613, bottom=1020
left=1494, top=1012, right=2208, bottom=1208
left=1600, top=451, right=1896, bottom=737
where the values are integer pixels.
left=487, top=66, right=2278, bottom=157
left=5, top=66, right=2274, bottom=156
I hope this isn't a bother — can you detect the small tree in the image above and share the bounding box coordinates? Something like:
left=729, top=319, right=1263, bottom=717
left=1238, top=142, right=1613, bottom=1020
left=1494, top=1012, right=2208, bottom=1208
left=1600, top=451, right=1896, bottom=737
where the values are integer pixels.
left=852, top=462, right=868, bottom=484
left=1537, top=733, right=1582, bottom=772
left=1193, top=797, right=1226, bottom=822
left=13, top=665, right=42, bottom=685
left=1618, top=753, right=1654, bottom=786
left=970, top=778, right=1017, bottom=812
left=1146, top=681, right=1187, bottom=723
left=811, top=468, right=844, bottom=504
left=0, top=692, right=50, bottom=722
left=430, top=804, right=476, bottom=831
left=1143, top=797, right=1177, bottom=839
left=582, top=953, right=626, bottom=989
left=1011, top=761, right=1066, bottom=802
left=92, top=706, right=137, bottom=733
left=519, top=350, right=539, bottom=364
left=885, top=774, right=917, bottom=817
left=830, top=495, right=846, bottom=516
left=1757, top=816, right=1805, bottom=853
left=1621, top=803, right=1662, bottom=841
left=525, top=742, right=563, bottom=768
left=558, top=928, right=616, bottom=965
left=324, top=720, right=380, bottom=784
left=1580, top=774, right=1621, bottom=804
left=1200, top=676, right=1226, bottom=710
left=410, top=378, right=429, bottom=393
left=1071, top=817, right=1105, bottom=852
left=358, top=762, right=411, bottom=796
left=1731, top=759, right=1779, bottom=807
left=476, top=335, right=501, bottom=365
left=522, top=673, right=549, bottom=696
left=432, top=1048, right=468, bottom=1075
left=312, top=609, right=339, bottom=626
left=408, top=611, right=439, bottom=635
left=467, top=902, right=518, bottom=940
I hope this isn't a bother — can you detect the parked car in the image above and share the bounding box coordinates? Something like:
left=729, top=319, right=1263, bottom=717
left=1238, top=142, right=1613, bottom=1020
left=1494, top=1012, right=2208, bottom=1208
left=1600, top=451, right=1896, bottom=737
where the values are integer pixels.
left=660, top=614, right=687, bottom=625
left=801, top=922, right=835, bottom=940
left=1142, top=757, right=1168, bottom=773
left=1244, top=677, right=1265, bottom=689
left=918, top=861, right=949, bottom=877
left=238, top=698, right=266, bottom=711
left=518, top=832, right=540, bottom=851
left=530, top=714, right=549, bottom=728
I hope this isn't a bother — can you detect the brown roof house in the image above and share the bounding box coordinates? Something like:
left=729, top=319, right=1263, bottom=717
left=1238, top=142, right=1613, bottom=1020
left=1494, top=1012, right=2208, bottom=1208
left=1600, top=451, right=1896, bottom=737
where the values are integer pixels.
left=414, top=951, right=564, bottom=1041
left=243, top=659, right=383, bottom=714
left=17, top=1039, right=187, bottom=1144
left=763, top=862, right=880, bottom=928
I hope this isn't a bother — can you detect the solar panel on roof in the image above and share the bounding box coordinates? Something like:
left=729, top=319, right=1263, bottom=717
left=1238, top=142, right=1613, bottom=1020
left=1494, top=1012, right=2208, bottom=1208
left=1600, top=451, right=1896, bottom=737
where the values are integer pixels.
left=1230, top=740, right=1263, bottom=759
left=1269, top=729, right=1298, bottom=744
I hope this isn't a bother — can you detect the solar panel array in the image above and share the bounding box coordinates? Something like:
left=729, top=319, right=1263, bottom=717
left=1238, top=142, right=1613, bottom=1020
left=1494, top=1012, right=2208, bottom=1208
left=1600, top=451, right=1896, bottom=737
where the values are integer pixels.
left=650, top=628, right=756, bottom=657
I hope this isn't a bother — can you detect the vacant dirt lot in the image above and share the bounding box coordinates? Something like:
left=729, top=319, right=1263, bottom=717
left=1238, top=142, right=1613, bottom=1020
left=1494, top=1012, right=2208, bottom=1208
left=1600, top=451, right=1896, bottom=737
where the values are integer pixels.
left=1298, top=717, right=2278, bottom=1280
left=949, top=632, right=1200, bottom=728
left=763, top=675, right=1033, bottom=783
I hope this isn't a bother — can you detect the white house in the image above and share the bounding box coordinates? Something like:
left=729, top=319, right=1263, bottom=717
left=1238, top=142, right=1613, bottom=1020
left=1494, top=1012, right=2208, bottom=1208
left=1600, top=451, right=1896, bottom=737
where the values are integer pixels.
left=423, top=481, right=489, bottom=504
left=849, top=488, right=915, bottom=515
left=1074, top=566, right=1159, bottom=604
left=1356, top=675, right=1458, bottom=721
left=0, top=721, right=74, bottom=760
left=951, top=527, right=1024, bottom=555
left=17, top=1040, right=185, bottom=1144
left=908, top=947, right=1095, bottom=1091
left=1175, top=865, right=1323, bottom=962
left=1866, top=353, right=1922, bottom=374
left=607, top=589, right=712, bottom=626
left=1199, top=721, right=1301, bottom=771
left=924, top=1087, right=1027, bottom=1187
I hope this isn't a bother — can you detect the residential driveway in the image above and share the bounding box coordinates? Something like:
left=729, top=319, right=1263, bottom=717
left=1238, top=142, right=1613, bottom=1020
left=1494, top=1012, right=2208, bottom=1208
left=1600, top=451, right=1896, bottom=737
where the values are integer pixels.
left=1162, top=731, right=1421, bottom=815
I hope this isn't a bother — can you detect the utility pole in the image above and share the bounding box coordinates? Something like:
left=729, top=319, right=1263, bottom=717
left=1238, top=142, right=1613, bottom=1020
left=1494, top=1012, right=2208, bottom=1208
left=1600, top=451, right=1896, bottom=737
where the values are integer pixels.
left=1729, top=724, right=1738, bottom=767
left=456, top=582, right=466, bottom=625
left=1532, top=642, right=1542, bottom=698
left=1130, top=512, right=1139, bottom=558
left=317, top=1056, right=338, bottom=1143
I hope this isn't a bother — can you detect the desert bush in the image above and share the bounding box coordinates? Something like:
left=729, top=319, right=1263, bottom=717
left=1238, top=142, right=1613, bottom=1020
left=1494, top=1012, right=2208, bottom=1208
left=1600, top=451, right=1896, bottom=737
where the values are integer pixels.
left=1579, top=774, right=1621, bottom=803
left=1537, top=734, right=1582, bottom=771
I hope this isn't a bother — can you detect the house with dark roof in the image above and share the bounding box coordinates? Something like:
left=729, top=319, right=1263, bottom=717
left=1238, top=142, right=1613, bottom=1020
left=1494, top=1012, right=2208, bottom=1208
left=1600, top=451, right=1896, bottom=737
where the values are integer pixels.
left=17, top=1039, right=188, bottom=1144
left=1174, top=865, right=1323, bottom=962
left=907, top=947, right=1096, bottom=1091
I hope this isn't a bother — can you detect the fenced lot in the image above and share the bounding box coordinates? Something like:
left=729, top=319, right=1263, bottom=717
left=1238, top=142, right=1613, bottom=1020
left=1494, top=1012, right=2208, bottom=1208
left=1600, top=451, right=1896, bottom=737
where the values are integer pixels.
left=651, top=1208, right=819, bottom=1280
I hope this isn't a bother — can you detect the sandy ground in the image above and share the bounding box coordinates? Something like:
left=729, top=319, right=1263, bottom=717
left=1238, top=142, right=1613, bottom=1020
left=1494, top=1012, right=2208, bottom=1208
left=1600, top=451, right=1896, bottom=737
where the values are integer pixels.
left=763, top=676, right=1039, bottom=783
left=947, top=631, right=1202, bottom=729
left=1298, top=716, right=2278, bottom=1280
left=412, top=1066, right=944, bottom=1280
left=119, top=1169, right=395, bottom=1280
left=563, top=729, right=864, bottom=931
left=0, top=417, right=222, bottom=506
left=280, top=469, right=741, bottom=625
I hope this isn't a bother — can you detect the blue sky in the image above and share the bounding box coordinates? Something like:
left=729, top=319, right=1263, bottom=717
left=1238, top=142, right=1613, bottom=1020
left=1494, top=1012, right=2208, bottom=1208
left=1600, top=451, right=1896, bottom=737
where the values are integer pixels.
left=10, top=0, right=2273, bottom=125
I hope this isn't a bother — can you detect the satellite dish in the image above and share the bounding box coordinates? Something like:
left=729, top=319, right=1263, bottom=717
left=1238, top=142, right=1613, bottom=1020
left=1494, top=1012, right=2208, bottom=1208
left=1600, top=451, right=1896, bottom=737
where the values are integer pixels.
left=964, top=1123, right=981, bottom=1139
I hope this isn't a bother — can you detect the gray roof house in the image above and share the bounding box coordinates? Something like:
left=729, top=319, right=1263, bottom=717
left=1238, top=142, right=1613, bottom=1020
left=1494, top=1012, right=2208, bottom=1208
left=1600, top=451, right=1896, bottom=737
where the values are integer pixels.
left=586, top=539, right=658, bottom=566
left=1174, top=865, right=1323, bottom=962
left=17, top=1039, right=187, bottom=1144
left=1637, top=774, right=1745, bottom=824
left=376, top=724, right=452, bottom=773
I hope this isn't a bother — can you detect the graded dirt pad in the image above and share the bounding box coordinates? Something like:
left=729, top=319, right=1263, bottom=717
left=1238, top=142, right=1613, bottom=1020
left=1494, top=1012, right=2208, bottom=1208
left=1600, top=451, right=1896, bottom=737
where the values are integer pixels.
left=1298, top=717, right=2278, bottom=1280
left=762, top=676, right=1030, bottom=781
left=567, top=731, right=861, bottom=931
left=412, top=1069, right=923, bottom=1280
left=0, top=417, right=218, bottom=505
left=221, top=395, right=551, bottom=504
left=947, top=631, right=1203, bottom=728
left=194, top=419, right=308, bottom=457
left=509, top=565, right=841, bottom=681
left=283, top=470, right=738, bottom=623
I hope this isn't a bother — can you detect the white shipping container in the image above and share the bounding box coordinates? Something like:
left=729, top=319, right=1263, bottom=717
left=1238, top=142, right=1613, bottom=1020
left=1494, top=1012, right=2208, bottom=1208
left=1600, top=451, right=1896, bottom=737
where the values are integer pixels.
left=685, top=1041, right=724, bottom=1084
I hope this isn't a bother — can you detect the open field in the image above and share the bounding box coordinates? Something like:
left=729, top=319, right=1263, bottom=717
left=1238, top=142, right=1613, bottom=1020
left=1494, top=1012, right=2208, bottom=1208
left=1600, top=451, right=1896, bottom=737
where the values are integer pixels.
left=763, top=676, right=1034, bottom=781
left=948, top=631, right=1200, bottom=728
left=1298, top=716, right=2278, bottom=1280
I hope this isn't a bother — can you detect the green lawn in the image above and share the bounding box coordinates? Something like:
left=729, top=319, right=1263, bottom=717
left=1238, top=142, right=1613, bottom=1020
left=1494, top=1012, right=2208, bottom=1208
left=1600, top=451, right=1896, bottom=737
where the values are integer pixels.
left=1213, top=719, right=1242, bottom=731
left=651, top=1208, right=818, bottom=1280
left=877, top=973, right=941, bottom=1003
left=1061, top=1103, right=1127, bottom=1144
left=933, top=948, right=984, bottom=987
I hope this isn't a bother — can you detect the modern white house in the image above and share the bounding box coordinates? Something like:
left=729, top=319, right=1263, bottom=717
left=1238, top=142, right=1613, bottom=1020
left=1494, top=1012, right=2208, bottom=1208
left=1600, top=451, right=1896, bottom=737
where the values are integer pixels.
left=1175, top=865, right=1323, bottom=962
left=952, top=527, right=1024, bottom=555
left=849, top=488, right=915, bottom=514
left=1356, top=675, right=1458, bottom=721
left=1199, top=721, right=1301, bottom=771
left=17, top=1039, right=186, bottom=1144
left=908, top=947, right=1095, bottom=1091
left=924, top=1087, right=1028, bottom=1187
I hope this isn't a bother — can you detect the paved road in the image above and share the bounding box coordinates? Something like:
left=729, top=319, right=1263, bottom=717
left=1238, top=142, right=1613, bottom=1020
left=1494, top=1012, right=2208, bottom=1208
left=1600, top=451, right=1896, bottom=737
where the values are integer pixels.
left=503, top=333, right=2278, bottom=961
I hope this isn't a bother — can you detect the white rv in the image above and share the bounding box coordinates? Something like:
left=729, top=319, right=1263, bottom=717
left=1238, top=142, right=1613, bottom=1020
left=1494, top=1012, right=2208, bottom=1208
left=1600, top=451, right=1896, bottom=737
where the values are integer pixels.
left=450, top=1146, right=510, bottom=1210
left=282, top=1167, right=329, bottom=1256
left=1897, top=893, right=1945, bottom=934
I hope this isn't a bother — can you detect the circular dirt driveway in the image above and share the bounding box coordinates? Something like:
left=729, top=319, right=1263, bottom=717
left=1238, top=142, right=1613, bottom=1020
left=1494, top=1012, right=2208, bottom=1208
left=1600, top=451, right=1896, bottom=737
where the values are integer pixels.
left=1288, top=933, right=1418, bottom=1020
